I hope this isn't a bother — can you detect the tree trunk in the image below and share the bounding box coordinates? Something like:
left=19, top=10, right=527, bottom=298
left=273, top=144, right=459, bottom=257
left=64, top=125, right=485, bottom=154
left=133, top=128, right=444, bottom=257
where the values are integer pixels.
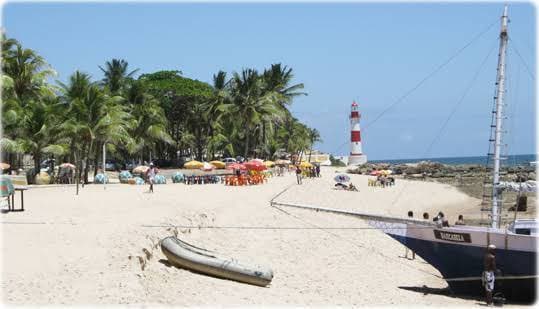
left=33, top=151, right=41, bottom=175
left=93, top=141, right=101, bottom=177
left=244, top=130, right=250, bottom=159
left=69, top=139, right=76, bottom=163
left=83, top=142, right=92, bottom=184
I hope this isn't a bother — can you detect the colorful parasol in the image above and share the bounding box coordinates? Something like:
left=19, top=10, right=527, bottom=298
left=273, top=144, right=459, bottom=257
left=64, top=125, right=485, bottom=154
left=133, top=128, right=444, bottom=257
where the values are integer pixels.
left=226, top=163, right=247, bottom=170
left=209, top=160, right=226, bottom=169
left=154, top=174, right=167, bottom=184
left=299, top=161, right=313, bottom=168
left=133, top=165, right=149, bottom=174
left=184, top=160, right=204, bottom=169
left=264, top=160, right=275, bottom=167
left=119, top=171, right=133, bottom=183
left=59, top=163, right=76, bottom=169
left=244, top=160, right=267, bottom=171
left=0, top=163, right=11, bottom=170
left=0, top=175, right=14, bottom=197
left=201, top=162, right=215, bottom=171
left=334, top=174, right=350, bottom=183
left=172, top=172, right=184, bottom=183
left=275, top=159, right=291, bottom=166
left=94, top=173, right=108, bottom=184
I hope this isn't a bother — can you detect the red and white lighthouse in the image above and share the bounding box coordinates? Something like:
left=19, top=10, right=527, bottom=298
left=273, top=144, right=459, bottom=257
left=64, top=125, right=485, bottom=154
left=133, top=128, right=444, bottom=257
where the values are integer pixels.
left=348, top=101, right=368, bottom=165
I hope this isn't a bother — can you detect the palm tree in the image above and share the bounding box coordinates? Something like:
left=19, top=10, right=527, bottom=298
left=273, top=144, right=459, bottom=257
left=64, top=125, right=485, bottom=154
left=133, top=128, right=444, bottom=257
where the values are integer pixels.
left=1, top=38, right=57, bottom=169
left=60, top=73, right=133, bottom=182
left=203, top=71, right=233, bottom=159
left=230, top=69, right=284, bottom=158
left=99, top=59, right=139, bottom=94
left=2, top=43, right=55, bottom=103
left=307, top=128, right=322, bottom=162
left=263, top=63, right=307, bottom=108
left=125, top=81, right=173, bottom=163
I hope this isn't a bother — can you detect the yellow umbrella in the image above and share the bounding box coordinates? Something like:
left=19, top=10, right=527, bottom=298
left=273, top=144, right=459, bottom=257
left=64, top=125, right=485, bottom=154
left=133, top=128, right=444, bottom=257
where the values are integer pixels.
left=300, top=161, right=313, bottom=168
left=209, top=160, right=226, bottom=169
left=184, top=160, right=204, bottom=169
left=264, top=160, right=275, bottom=167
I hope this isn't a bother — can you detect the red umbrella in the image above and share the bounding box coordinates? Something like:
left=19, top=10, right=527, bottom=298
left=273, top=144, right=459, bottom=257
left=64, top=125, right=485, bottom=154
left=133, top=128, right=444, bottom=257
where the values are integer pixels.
left=370, top=170, right=382, bottom=176
left=226, top=163, right=246, bottom=170
left=244, top=160, right=267, bottom=171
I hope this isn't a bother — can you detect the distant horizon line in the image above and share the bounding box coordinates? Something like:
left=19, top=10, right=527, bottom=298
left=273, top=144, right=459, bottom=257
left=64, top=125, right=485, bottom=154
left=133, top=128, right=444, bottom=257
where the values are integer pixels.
left=330, top=153, right=536, bottom=162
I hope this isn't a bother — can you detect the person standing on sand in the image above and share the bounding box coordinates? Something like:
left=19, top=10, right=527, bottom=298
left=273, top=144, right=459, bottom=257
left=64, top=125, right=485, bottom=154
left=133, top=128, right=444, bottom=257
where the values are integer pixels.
left=295, top=165, right=302, bottom=185
left=146, top=163, right=158, bottom=193
left=405, top=211, right=416, bottom=260
left=483, top=244, right=497, bottom=306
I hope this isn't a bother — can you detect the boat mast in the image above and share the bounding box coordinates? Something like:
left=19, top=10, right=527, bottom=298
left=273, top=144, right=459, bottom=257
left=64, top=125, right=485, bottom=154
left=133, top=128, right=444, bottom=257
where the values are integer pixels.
left=491, top=5, right=509, bottom=229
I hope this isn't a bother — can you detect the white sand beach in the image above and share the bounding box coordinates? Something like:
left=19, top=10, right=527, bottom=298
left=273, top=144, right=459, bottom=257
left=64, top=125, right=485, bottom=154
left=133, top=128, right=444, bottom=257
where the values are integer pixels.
left=2, top=167, right=492, bottom=306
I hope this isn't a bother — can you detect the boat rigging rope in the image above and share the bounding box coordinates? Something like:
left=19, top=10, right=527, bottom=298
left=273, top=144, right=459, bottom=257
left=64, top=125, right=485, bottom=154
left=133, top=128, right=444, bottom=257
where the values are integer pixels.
left=361, top=18, right=499, bottom=132
left=329, top=18, right=499, bottom=156
left=386, top=39, right=499, bottom=209
left=508, top=38, right=535, bottom=81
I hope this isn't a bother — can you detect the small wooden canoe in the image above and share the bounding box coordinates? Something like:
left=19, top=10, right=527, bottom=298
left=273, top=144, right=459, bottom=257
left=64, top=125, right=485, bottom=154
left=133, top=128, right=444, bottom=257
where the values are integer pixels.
left=161, top=236, right=273, bottom=287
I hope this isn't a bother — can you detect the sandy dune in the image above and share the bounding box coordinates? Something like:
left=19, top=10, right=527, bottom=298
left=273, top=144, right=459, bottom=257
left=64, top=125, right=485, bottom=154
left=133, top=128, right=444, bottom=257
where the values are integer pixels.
left=2, top=167, right=488, bottom=306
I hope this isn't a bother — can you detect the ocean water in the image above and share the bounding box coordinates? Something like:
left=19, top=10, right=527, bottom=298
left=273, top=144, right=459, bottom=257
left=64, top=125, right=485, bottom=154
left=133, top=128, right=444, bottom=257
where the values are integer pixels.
left=369, top=154, right=537, bottom=166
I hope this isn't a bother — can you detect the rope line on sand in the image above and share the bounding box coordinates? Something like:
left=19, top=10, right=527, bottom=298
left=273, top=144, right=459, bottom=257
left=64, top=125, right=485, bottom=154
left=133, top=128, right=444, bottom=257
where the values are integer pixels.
left=140, top=224, right=436, bottom=230
left=269, top=203, right=443, bottom=279
left=268, top=190, right=442, bottom=279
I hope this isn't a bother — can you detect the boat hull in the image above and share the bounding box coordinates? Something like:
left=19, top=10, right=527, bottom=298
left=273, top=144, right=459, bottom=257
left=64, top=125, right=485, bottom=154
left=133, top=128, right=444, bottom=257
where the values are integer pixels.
left=389, top=233, right=537, bottom=302
left=367, top=219, right=537, bottom=302
left=161, top=236, right=273, bottom=287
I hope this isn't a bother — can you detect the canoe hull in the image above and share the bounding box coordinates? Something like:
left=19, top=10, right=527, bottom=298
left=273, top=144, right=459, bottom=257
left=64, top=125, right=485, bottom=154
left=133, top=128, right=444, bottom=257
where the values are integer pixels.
left=161, top=236, right=273, bottom=287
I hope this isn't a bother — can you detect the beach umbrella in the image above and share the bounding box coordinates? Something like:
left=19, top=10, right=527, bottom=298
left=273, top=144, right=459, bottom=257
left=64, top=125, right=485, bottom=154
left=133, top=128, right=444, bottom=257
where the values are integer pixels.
left=264, top=160, right=275, bottom=167
left=334, top=174, right=350, bottom=183
left=0, top=175, right=14, bottom=197
left=94, top=173, right=108, bottom=184
left=209, top=160, right=226, bottom=169
left=252, top=158, right=264, bottom=163
left=132, top=177, right=145, bottom=185
left=299, top=161, right=313, bottom=168
left=119, top=171, right=133, bottom=183
left=133, top=165, right=149, bottom=174
left=154, top=174, right=167, bottom=184
left=370, top=170, right=382, bottom=176
left=35, top=172, right=51, bottom=185
left=172, top=172, right=184, bottom=183
left=275, top=159, right=290, bottom=166
left=59, top=163, right=76, bottom=169
left=0, top=163, right=11, bottom=170
left=226, top=163, right=246, bottom=170
left=201, top=162, right=215, bottom=171
left=244, top=160, right=267, bottom=171
left=184, top=160, right=204, bottom=169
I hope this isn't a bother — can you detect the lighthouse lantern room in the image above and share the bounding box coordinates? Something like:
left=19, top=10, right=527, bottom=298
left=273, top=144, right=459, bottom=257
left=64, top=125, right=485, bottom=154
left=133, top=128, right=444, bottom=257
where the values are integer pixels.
left=348, top=101, right=368, bottom=165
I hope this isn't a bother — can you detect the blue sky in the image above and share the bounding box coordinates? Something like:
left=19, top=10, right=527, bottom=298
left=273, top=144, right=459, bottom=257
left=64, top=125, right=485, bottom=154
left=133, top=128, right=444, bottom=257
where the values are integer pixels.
left=3, top=1, right=536, bottom=160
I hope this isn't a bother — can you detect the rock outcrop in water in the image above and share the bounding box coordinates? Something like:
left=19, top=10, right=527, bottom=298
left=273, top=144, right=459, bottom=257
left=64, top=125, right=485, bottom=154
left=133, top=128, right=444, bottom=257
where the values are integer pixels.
left=347, top=161, right=536, bottom=181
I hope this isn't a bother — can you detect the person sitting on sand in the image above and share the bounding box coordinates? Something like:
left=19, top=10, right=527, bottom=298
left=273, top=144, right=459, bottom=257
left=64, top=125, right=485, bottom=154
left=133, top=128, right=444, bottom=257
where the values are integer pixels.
left=347, top=183, right=358, bottom=191
left=455, top=214, right=465, bottom=225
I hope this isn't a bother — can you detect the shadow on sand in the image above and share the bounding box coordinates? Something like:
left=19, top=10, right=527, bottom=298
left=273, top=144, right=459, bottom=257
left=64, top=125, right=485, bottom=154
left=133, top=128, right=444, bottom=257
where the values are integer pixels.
left=399, top=285, right=480, bottom=301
